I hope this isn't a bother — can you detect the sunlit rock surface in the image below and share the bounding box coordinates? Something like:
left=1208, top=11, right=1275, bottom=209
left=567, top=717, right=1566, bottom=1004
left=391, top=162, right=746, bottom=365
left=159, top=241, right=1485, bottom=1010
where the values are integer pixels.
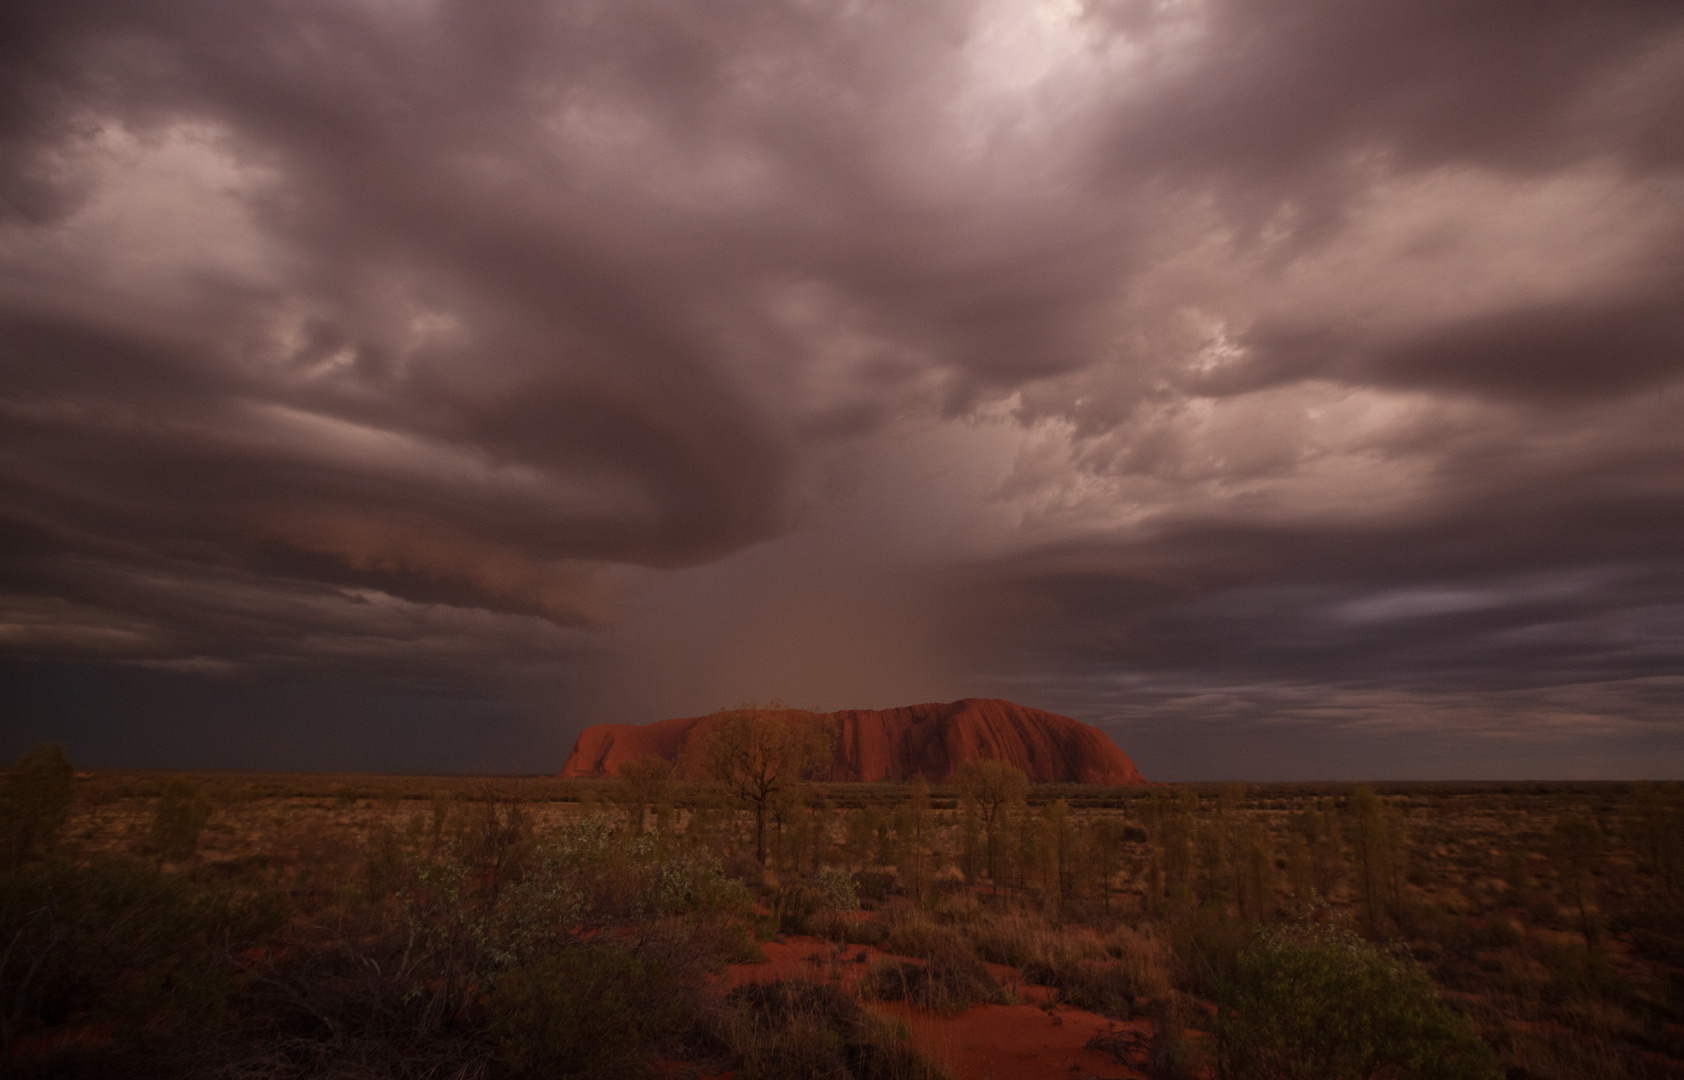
left=559, top=698, right=1146, bottom=784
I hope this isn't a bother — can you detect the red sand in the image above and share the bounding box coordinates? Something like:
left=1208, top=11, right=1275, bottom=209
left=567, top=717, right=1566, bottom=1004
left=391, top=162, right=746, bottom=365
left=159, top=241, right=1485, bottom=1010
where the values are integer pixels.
left=718, top=934, right=1157, bottom=1080
left=560, top=698, right=1146, bottom=785
left=874, top=999, right=1153, bottom=1080
left=716, top=935, right=898, bottom=990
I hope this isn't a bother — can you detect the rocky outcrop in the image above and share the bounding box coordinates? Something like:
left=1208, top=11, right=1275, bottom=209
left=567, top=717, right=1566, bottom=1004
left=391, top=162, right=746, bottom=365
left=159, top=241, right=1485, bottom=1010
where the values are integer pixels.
left=558, top=698, right=1146, bottom=784
left=558, top=714, right=704, bottom=779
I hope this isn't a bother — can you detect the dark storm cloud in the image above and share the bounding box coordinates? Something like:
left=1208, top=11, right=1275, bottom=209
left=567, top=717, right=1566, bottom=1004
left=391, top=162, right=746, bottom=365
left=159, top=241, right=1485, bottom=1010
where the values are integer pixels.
left=0, top=0, right=1108, bottom=658
left=2, top=0, right=1681, bottom=773
left=1216, top=277, right=1684, bottom=402
left=1, top=0, right=827, bottom=624
left=955, top=392, right=1684, bottom=774
left=1090, top=0, right=1684, bottom=189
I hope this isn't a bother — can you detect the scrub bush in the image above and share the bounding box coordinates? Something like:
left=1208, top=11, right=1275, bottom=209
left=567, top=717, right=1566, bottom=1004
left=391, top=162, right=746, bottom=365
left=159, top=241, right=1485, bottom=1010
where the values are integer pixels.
left=859, top=933, right=1005, bottom=1014
left=150, top=779, right=212, bottom=864
left=490, top=946, right=688, bottom=1078
left=2, top=744, right=75, bottom=869
left=1216, top=924, right=1500, bottom=1080
left=1022, top=955, right=1135, bottom=1019
left=0, top=856, right=285, bottom=1053
left=722, top=979, right=948, bottom=1080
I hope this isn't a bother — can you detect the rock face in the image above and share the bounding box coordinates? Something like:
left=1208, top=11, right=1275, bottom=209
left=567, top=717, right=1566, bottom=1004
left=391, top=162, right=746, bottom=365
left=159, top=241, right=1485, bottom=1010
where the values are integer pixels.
left=559, top=698, right=1146, bottom=784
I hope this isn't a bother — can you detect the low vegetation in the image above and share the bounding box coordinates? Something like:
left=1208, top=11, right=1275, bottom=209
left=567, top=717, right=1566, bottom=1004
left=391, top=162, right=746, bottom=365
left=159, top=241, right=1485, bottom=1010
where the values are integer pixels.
left=1216, top=923, right=1499, bottom=1080
left=3, top=722, right=1682, bottom=1079
left=720, top=980, right=947, bottom=1080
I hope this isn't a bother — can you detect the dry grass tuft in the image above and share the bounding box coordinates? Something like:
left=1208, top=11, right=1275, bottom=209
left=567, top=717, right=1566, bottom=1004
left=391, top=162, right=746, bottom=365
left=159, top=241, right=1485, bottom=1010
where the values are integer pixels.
left=718, top=979, right=950, bottom=1080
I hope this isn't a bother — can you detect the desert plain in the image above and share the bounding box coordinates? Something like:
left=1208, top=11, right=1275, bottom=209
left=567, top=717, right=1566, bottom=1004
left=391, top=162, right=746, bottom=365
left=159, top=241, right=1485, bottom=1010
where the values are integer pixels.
left=5, top=744, right=1682, bottom=1080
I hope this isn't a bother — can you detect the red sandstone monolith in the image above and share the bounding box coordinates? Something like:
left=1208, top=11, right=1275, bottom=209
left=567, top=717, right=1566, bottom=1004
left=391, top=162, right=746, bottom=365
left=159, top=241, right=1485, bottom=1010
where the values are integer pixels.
left=559, top=698, right=1145, bottom=784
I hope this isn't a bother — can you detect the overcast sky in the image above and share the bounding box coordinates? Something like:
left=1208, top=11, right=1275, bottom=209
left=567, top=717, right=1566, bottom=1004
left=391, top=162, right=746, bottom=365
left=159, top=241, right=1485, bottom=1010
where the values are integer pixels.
left=3, top=0, right=1681, bottom=779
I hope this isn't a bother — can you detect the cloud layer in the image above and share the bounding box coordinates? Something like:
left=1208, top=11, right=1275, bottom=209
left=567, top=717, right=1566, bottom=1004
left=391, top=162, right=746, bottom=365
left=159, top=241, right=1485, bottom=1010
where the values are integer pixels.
left=3, top=0, right=1681, bottom=776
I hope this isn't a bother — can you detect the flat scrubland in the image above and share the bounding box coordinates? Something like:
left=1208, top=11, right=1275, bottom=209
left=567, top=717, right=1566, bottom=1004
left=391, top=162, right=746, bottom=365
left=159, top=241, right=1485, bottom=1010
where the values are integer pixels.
left=5, top=763, right=1684, bottom=1079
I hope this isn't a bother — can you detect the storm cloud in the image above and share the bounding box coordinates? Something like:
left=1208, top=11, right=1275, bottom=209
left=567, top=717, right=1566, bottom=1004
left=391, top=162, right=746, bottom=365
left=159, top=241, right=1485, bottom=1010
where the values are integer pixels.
left=3, top=0, right=1681, bottom=777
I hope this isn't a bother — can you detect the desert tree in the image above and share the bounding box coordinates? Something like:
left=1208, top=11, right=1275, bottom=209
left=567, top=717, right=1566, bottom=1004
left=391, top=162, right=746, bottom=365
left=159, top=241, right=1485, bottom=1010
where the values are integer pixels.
left=1626, top=781, right=1682, bottom=898
left=781, top=789, right=830, bottom=873
left=1036, top=799, right=1063, bottom=902
left=1345, top=788, right=1384, bottom=932
left=1551, top=811, right=1603, bottom=943
left=1147, top=788, right=1198, bottom=916
left=1284, top=826, right=1313, bottom=902
left=1346, top=787, right=1407, bottom=936
left=1199, top=815, right=1232, bottom=911
left=842, top=806, right=876, bottom=870
left=460, top=780, right=533, bottom=906
left=872, top=805, right=898, bottom=869
left=953, top=759, right=1029, bottom=885
left=151, top=777, right=213, bottom=865
left=682, top=793, right=729, bottom=854
left=1214, top=784, right=1273, bottom=921
left=699, top=708, right=836, bottom=865
left=429, top=790, right=453, bottom=851
left=2, top=743, right=75, bottom=869
left=1084, top=816, right=1125, bottom=914
left=1302, top=801, right=1347, bottom=898
left=765, top=785, right=801, bottom=867
left=892, top=778, right=934, bottom=899
left=1231, top=817, right=1275, bottom=923
left=1010, top=797, right=1036, bottom=890
left=959, top=796, right=984, bottom=882
left=1041, top=798, right=1076, bottom=909
left=615, top=756, right=674, bottom=837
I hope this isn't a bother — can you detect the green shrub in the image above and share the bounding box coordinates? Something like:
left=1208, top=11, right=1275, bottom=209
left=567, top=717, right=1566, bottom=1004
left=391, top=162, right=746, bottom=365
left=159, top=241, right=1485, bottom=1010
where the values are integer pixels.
left=818, top=868, right=860, bottom=913
left=150, top=778, right=212, bottom=863
left=1216, top=924, right=1500, bottom=1080
left=2, top=744, right=75, bottom=869
left=490, top=946, right=687, bottom=1078
left=425, top=814, right=754, bottom=980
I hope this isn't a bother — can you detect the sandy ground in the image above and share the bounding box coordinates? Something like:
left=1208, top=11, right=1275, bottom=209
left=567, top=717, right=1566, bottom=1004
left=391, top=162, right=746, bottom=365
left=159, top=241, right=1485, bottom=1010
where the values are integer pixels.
left=714, top=934, right=1156, bottom=1080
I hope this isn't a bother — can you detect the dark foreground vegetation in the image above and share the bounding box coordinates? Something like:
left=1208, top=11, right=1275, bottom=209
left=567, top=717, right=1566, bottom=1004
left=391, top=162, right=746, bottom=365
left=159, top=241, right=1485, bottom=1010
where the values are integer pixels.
left=3, top=739, right=1682, bottom=1079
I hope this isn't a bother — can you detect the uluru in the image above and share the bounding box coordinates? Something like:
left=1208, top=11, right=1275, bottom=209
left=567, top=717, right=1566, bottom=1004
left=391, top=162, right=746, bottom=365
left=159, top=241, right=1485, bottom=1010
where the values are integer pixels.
left=559, top=698, right=1146, bottom=785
